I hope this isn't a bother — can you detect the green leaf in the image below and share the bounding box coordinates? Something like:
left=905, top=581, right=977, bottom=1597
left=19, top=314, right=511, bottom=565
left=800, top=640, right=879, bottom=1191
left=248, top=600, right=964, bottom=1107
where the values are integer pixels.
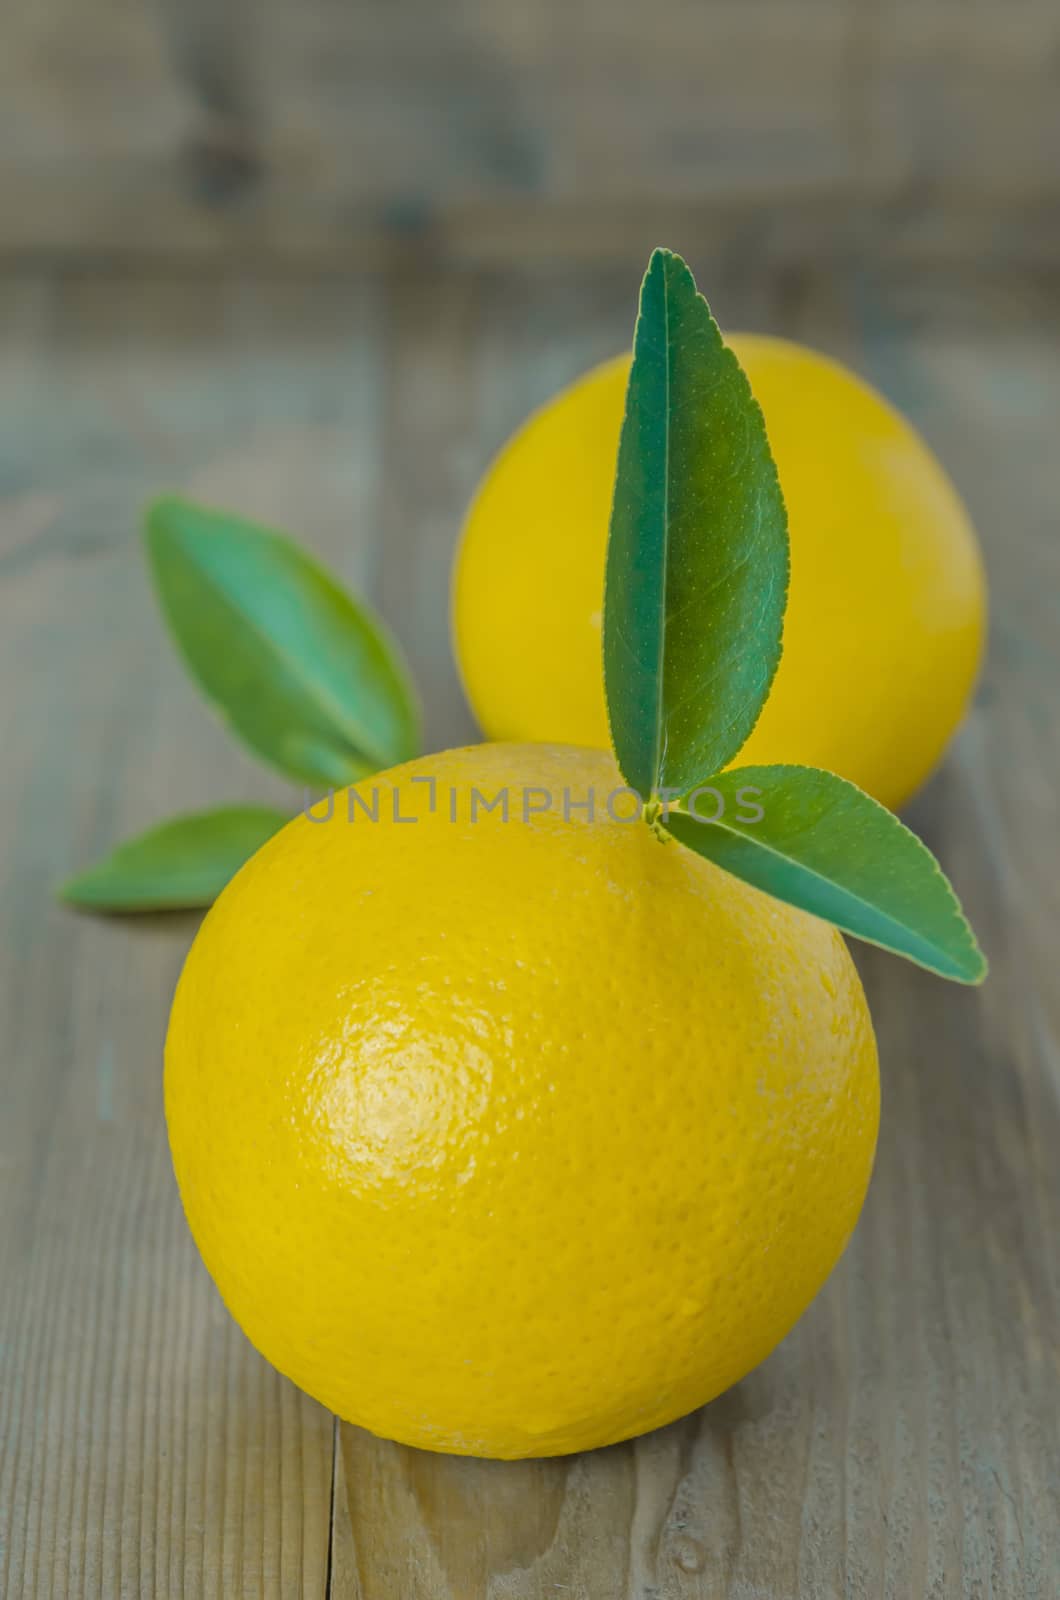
left=144, top=497, right=420, bottom=788
left=59, top=806, right=290, bottom=912
left=664, top=766, right=987, bottom=983
left=603, top=248, right=788, bottom=801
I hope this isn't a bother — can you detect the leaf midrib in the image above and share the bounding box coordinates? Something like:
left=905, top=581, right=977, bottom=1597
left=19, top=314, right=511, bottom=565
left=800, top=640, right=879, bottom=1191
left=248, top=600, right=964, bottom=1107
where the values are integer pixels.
left=650, top=258, right=672, bottom=796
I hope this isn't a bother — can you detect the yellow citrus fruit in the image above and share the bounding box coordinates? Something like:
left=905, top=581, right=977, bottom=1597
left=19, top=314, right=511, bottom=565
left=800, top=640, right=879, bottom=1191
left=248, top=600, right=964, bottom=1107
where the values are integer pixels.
left=166, top=743, right=879, bottom=1459
left=452, top=337, right=986, bottom=811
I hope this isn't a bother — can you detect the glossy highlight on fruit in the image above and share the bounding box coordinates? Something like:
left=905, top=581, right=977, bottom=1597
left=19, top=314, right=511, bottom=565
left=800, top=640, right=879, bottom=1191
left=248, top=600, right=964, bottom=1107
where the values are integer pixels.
left=452, top=337, right=986, bottom=811
left=166, top=744, right=879, bottom=1459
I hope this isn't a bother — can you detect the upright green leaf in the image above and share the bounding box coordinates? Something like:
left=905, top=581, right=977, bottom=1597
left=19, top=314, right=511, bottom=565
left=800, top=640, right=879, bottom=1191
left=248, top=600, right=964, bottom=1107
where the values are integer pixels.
left=145, top=497, right=420, bottom=788
left=59, top=806, right=290, bottom=912
left=665, top=766, right=987, bottom=983
left=603, top=248, right=788, bottom=801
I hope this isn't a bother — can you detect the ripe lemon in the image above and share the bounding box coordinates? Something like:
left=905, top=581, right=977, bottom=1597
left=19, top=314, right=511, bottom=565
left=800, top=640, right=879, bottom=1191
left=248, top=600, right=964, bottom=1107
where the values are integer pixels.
left=452, top=338, right=986, bottom=811
left=166, top=744, right=879, bottom=1459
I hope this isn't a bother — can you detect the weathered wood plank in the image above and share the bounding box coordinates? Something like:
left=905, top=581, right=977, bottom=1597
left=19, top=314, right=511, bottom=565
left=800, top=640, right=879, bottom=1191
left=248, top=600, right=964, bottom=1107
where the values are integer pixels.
left=0, top=0, right=1056, bottom=265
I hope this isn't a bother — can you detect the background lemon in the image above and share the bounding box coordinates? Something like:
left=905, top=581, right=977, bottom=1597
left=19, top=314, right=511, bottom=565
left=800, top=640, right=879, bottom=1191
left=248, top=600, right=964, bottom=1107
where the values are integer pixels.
left=452, top=337, right=986, bottom=811
left=166, top=744, right=879, bottom=1459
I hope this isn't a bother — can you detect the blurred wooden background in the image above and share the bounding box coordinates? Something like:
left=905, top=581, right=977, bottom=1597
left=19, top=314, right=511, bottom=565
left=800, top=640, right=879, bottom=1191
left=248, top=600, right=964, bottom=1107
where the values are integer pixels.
left=0, top=0, right=1057, bottom=267
left=0, top=3, right=1058, bottom=1597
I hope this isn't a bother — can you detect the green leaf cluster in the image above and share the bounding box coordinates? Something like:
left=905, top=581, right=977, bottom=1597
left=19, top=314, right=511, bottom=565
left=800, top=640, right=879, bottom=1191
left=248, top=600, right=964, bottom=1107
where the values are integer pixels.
left=603, top=249, right=985, bottom=983
left=61, top=501, right=419, bottom=912
left=61, top=245, right=986, bottom=986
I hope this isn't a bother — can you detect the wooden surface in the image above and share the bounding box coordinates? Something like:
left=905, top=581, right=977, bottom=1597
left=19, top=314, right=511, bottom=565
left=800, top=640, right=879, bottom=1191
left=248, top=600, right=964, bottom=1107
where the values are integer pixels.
left=0, top=261, right=1058, bottom=1597
left=0, top=0, right=1059, bottom=267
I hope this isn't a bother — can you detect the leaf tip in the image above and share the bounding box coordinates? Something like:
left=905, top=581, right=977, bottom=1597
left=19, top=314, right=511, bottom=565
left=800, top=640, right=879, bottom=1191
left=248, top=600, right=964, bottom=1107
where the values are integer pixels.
left=55, top=869, right=109, bottom=912
left=142, top=490, right=178, bottom=528
left=141, top=493, right=187, bottom=565
left=55, top=873, right=84, bottom=905
left=645, top=245, right=694, bottom=288
left=954, top=936, right=989, bottom=986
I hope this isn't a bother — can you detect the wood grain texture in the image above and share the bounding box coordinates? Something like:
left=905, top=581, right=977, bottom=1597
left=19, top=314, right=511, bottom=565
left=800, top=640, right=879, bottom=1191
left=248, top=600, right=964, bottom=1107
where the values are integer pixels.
left=0, top=276, right=392, bottom=1597
left=0, top=0, right=1057, bottom=266
left=1, top=264, right=1058, bottom=1597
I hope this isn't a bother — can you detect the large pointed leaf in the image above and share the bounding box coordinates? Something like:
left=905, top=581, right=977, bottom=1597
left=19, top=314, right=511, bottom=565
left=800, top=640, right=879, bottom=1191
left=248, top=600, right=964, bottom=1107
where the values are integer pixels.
left=665, top=765, right=986, bottom=983
left=603, top=248, right=788, bottom=800
left=145, top=497, right=420, bottom=788
left=59, top=806, right=289, bottom=912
